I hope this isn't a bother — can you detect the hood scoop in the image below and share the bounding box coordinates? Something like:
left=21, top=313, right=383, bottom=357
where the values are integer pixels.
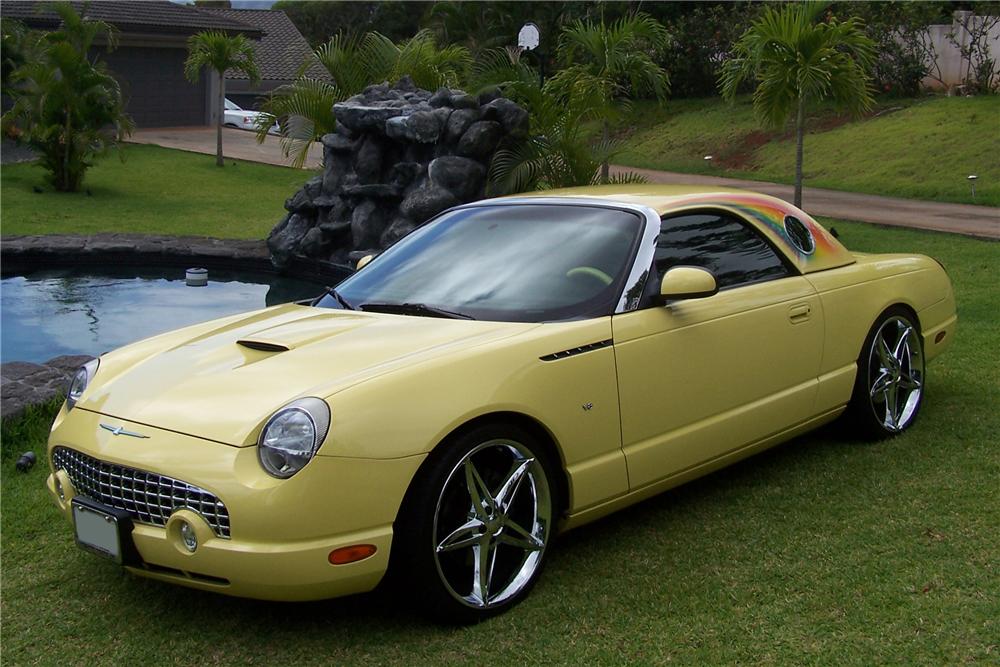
left=237, top=338, right=290, bottom=353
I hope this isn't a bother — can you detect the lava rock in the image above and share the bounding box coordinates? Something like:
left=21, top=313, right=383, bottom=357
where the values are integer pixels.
left=341, top=183, right=402, bottom=198
left=446, top=108, right=480, bottom=143
left=449, top=93, right=479, bottom=109
left=400, top=185, right=460, bottom=222
left=388, top=161, right=424, bottom=188
left=457, top=120, right=503, bottom=159
left=381, top=217, right=417, bottom=246
left=321, top=133, right=355, bottom=152
left=268, top=213, right=312, bottom=268
left=385, top=110, right=443, bottom=144
left=483, top=98, right=529, bottom=139
left=351, top=200, right=386, bottom=249
left=354, top=136, right=383, bottom=184
left=299, top=226, right=326, bottom=258
left=429, top=156, right=486, bottom=201
left=428, top=87, right=452, bottom=108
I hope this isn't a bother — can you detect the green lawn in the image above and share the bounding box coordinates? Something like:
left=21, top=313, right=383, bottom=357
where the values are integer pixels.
left=2, top=222, right=997, bottom=664
left=1, top=144, right=314, bottom=239
left=617, top=95, right=1000, bottom=207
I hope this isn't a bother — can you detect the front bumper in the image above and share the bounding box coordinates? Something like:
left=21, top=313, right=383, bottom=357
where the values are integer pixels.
left=46, top=405, right=425, bottom=601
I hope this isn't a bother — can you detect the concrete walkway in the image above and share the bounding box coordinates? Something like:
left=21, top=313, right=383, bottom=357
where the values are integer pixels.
left=612, top=165, right=999, bottom=240
left=129, top=126, right=323, bottom=170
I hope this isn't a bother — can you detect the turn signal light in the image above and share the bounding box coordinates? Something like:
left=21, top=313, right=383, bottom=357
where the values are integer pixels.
left=935, top=331, right=947, bottom=344
left=328, top=544, right=377, bottom=565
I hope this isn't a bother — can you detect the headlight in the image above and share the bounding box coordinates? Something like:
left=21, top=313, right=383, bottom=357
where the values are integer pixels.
left=67, top=358, right=99, bottom=410
left=258, top=397, right=330, bottom=479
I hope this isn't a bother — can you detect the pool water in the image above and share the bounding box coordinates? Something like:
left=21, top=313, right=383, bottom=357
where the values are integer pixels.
left=1, top=267, right=326, bottom=364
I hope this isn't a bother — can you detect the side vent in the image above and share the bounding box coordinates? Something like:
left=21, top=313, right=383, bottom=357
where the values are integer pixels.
left=237, top=339, right=290, bottom=353
left=540, top=339, right=613, bottom=362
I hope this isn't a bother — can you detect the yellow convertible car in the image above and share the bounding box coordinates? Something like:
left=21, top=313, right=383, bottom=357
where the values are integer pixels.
left=45, top=185, right=956, bottom=621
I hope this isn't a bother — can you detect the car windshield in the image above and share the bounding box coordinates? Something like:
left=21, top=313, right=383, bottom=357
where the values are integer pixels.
left=315, top=204, right=644, bottom=322
left=224, top=99, right=241, bottom=111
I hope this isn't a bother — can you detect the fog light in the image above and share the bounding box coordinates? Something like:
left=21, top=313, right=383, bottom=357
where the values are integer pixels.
left=55, top=477, right=65, bottom=501
left=180, top=521, right=198, bottom=553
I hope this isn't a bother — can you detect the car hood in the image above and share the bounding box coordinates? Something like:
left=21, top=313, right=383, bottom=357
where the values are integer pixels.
left=78, top=304, right=538, bottom=446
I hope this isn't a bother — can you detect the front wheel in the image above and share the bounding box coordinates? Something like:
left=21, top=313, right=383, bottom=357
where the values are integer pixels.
left=394, top=423, right=557, bottom=622
left=847, top=308, right=925, bottom=438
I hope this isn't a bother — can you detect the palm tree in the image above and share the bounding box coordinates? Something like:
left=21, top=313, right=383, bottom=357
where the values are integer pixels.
left=547, top=12, right=671, bottom=182
left=257, top=29, right=471, bottom=167
left=184, top=31, right=260, bottom=167
left=1, top=3, right=133, bottom=192
left=719, top=3, right=876, bottom=207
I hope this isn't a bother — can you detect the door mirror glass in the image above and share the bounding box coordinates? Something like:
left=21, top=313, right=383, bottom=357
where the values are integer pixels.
left=659, top=266, right=718, bottom=302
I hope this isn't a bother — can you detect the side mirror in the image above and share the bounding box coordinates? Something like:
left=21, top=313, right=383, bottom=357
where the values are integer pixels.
left=355, top=254, right=374, bottom=270
left=658, top=266, right=718, bottom=303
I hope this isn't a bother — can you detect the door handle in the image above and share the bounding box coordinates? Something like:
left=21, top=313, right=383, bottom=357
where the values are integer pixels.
left=789, top=303, right=811, bottom=324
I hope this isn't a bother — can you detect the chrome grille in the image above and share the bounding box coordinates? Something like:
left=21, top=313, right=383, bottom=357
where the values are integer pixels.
left=52, top=446, right=231, bottom=538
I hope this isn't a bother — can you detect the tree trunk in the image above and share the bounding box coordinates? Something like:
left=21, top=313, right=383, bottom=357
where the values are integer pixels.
left=794, top=96, right=804, bottom=209
left=61, top=110, right=72, bottom=192
left=600, top=120, right=610, bottom=184
left=216, top=72, right=225, bottom=168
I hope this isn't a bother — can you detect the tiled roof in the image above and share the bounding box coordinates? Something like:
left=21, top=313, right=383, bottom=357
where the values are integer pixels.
left=1, top=1, right=261, bottom=37
left=199, top=9, right=330, bottom=82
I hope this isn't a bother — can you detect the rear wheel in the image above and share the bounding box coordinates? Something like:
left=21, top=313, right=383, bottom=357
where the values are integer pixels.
left=394, top=423, right=557, bottom=622
left=848, top=308, right=925, bottom=438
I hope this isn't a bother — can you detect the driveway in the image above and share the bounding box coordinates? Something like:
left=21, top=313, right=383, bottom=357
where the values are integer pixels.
left=613, top=165, right=1000, bottom=240
left=128, top=126, right=323, bottom=170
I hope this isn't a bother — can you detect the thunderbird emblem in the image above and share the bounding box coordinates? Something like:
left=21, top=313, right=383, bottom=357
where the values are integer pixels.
left=99, top=423, right=150, bottom=439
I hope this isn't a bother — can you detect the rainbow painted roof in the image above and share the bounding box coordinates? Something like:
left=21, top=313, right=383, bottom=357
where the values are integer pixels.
left=530, top=185, right=856, bottom=275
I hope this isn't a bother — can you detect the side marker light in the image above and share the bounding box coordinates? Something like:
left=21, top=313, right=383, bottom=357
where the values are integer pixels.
left=328, top=544, right=377, bottom=565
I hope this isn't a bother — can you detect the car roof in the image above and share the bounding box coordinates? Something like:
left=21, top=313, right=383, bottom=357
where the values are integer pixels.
left=485, top=184, right=855, bottom=275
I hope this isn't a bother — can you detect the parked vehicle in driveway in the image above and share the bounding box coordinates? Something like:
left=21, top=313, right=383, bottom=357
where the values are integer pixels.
left=45, top=185, right=956, bottom=621
left=223, top=98, right=278, bottom=134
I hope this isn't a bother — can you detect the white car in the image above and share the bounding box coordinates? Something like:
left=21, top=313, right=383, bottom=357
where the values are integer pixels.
left=223, top=98, right=279, bottom=134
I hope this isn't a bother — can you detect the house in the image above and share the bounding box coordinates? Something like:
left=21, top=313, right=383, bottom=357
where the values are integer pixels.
left=2, top=1, right=260, bottom=128
left=198, top=8, right=330, bottom=111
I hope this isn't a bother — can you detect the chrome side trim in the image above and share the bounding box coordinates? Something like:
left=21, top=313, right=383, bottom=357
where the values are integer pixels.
left=540, top=339, right=614, bottom=361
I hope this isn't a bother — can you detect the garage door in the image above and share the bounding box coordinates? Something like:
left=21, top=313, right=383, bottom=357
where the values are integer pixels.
left=102, top=46, right=208, bottom=128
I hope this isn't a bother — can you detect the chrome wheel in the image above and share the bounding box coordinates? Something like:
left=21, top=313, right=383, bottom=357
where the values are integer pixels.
left=866, top=315, right=924, bottom=433
left=432, top=439, right=552, bottom=609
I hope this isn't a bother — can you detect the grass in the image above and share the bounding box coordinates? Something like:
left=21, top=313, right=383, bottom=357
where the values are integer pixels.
left=617, top=95, right=1000, bottom=207
left=2, top=221, right=998, bottom=664
left=1, top=144, right=314, bottom=239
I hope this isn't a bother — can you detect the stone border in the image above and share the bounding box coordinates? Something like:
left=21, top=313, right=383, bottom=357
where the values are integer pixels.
left=1, top=233, right=353, bottom=283
left=0, top=234, right=354, bottom=420
left=1, top=355, right=94, bottom=420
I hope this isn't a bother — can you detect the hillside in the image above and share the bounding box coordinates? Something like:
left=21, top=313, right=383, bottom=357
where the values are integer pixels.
left=616, top=96, right=1000, bottom=207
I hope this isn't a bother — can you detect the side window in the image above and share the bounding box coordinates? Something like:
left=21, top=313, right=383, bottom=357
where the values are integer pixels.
left=656, top=211, right=790, bottom=289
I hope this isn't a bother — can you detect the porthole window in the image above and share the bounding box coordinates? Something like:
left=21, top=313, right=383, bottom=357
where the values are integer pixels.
left=784, top=215, right=815, bottom=255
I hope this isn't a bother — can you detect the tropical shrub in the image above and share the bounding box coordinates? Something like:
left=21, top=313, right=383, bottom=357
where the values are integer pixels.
left=1, top=3, right=133, bottom=192
left=258, top=29, right=471, bottom=167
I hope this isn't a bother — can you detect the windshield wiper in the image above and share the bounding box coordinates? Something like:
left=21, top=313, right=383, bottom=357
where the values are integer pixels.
left=359, top=302, right=476, bottom=320
left=323, top=288, right=354, bottom=310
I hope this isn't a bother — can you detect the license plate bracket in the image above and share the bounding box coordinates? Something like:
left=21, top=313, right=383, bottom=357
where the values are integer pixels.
left=71, top=496, right=141, bottom=566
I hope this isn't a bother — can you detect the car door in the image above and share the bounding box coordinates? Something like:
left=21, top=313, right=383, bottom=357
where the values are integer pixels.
left=612, top=210, right=824, bottom=490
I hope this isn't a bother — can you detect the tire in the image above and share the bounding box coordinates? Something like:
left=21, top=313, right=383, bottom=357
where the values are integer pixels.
left=847, top=307, right=925, bottom=439
left=393, top=422, right=558, bottom=623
